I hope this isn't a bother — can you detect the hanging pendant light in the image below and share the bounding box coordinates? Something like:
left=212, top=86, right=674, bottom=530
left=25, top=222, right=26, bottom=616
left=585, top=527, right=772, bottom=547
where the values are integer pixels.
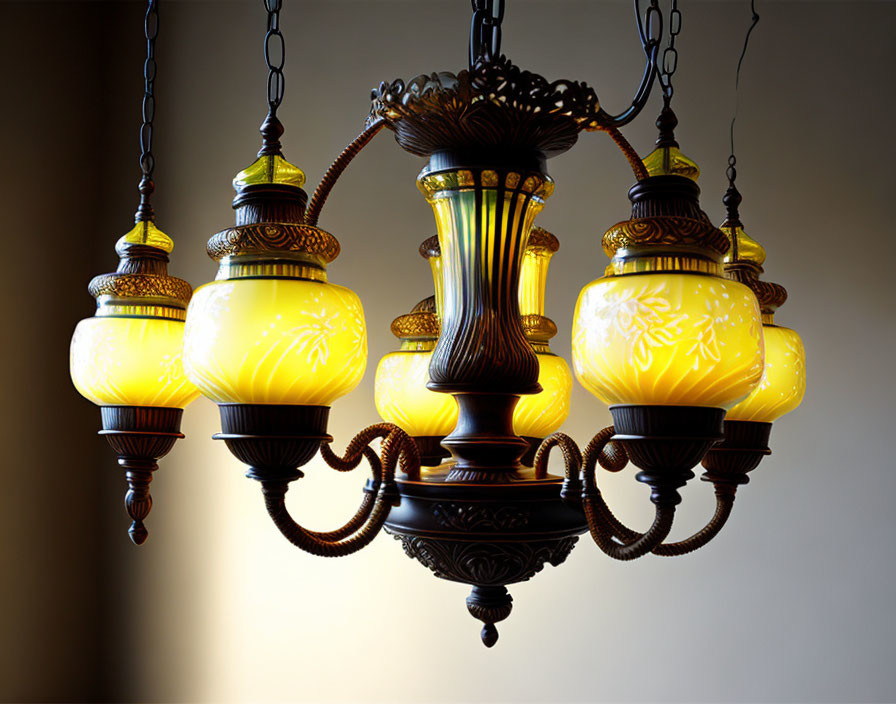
left=69, top=0, right=199, bottom=544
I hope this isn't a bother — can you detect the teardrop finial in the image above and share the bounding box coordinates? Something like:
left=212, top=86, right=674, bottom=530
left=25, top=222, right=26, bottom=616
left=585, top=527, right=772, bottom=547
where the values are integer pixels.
left=466, top=585, right=513, bottom=648
left=129, top=520, right=149, bottom=546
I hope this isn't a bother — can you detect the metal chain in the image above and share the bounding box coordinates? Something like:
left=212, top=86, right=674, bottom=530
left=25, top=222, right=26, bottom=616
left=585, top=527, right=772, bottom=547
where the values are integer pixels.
left=135, top=0, right=159, bottom=223
left=657, top=0, right=680, bottom=105
left=264, top=0, right=285, bottom=114
left=469, top=0, right=504, bottom=69
left=727, top=0, right=761, bottom=188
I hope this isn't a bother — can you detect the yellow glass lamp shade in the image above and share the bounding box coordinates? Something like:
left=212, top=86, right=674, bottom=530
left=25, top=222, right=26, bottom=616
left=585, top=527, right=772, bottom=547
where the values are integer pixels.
left=375, top=350, right=458, bottom=437
left=726, top=323, right=805, bottom=422
left=183, top=278, right=367, bottom=405
left=70, top=316, right=199, bottom=408
left=572, top=272, right=764, bottom=408
left=513, top=352, right=572, bottom=438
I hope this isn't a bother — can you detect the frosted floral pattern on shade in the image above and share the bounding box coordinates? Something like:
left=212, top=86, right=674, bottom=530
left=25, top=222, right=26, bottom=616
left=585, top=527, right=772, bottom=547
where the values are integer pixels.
left=726, top=324, right=806, bottom=422
left=513, top=353, right=572, bottom=438
left=572, top=273, right=764, bottom=408
left=183, top=278, right=367, bottom=406
left=375, top=351, right=458, bottom=437
left=70, top=317, right=200, bottom=408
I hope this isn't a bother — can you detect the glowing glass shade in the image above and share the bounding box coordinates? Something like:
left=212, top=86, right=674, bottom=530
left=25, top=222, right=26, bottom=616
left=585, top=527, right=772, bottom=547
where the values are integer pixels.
left=513, top=352, right=572, bottom=437
left=572, top=272, right=764, bottom=408
left=375, top=350, right=458, bottom=437
left=726, top=323, right=805, bottom=421
left=519, top=246, right=551, bottom=318
left=183, top=278, right=367, bottom=405
left=70, top=316, right=199, bottom=408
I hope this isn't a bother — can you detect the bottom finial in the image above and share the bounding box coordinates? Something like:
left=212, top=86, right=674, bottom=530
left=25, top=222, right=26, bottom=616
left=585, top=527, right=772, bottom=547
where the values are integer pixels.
left=481, top=623, right=499, bottom=648
left=466, top=585, right=513, bottom=648
left=129, top=520, right=149, bottom=545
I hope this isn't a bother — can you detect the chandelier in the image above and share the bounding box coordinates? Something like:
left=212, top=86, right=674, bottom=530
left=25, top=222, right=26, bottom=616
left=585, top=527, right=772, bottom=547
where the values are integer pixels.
left=69, top=0, right=806, bottom=647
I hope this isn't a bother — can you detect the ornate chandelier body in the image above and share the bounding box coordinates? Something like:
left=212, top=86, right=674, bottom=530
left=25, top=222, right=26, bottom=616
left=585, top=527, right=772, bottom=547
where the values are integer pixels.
left=69, top=0, right=805, bottom=646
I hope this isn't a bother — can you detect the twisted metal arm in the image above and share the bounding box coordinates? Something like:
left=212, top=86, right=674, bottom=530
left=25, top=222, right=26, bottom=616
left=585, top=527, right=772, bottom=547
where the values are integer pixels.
left=305, top=120, right=386, bottom=226
left=582, top=427, right=739, bottom=556
left=535, top=426, right=738, bottom=561
left=260, top=424, right=419, bottom=557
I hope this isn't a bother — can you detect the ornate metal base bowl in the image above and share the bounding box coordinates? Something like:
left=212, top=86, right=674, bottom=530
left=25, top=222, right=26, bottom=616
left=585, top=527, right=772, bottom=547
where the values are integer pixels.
left=385, top=468, right=587, bottom=646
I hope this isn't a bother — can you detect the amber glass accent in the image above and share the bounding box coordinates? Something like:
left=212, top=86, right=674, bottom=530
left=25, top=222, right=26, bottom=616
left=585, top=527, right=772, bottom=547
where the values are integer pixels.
left=723, top=223, right=767, bottom=267
left=642, top=145, right=700, bottom=181
left=116, top=220, right=174, bottom=253
left=233, top=154, right=306, bottom=189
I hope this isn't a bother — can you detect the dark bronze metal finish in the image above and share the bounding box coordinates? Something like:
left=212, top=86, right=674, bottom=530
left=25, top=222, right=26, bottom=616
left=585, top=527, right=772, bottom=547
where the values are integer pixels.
left=701, top=420, right=772, bottom=485
left=385, top=475, right=586, bottom=645
left=98, top=406, right=184, bottom=545
left=213, top=404, right=331, bottom=482
left=413, top=436, right=451, bottom=467
left=609, top=405, right=725, bottom=506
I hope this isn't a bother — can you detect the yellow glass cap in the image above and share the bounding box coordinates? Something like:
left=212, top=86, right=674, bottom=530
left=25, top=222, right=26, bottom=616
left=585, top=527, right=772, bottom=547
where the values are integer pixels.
left=723, top=223, right=767, bottom=267
left=641, top=145, right=700, bottom=182
left=233, top=154, right=306, bottom=190
left=115, top=220, right=174, bottom=254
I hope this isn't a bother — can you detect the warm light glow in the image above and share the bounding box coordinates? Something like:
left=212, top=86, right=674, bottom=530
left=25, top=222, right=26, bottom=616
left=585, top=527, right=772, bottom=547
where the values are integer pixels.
left=726, top=323, right=805, bottom=421
left=70, top=316, right=199, bottom=408
left=183, top=278, right=367, bottom=405
left=513, top=352, right=572, bottom=437
left=572, top=272, right=764, bottom=408
left=519, top=246, right=551, bottom=318
left=375, top=350, right=458, bottom=437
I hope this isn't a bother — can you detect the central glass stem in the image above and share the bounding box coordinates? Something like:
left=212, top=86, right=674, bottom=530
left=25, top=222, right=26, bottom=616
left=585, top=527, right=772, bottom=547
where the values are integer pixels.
left=419, top=165, right=554, bottom=482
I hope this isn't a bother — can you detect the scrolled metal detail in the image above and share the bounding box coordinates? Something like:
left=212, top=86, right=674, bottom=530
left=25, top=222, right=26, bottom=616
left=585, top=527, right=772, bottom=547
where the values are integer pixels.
left=88, top=272, right=192, bottom=306
left=602, top=216, right=731, bottom=259
left=431, top=503, right=529, bottom=531
left=391, top=533, right=577, bottom=585
left=206, top=223, right=340, bottom=263
left=390, top=311, right=440, bottom=340
left=369, top=56, right=601, bottom=158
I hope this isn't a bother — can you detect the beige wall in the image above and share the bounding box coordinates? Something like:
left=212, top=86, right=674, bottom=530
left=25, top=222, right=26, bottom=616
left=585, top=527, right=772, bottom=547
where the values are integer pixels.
left=2, top=1, right=895, bottom=702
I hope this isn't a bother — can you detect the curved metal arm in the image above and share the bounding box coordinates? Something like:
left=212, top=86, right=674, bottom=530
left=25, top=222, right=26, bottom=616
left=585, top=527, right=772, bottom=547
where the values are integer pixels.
left=533, top=429, right=673, bottom=560
left=305, top=120, right=386, bottom=226
left=592, top=0, right=662, bottom=128
left=259, top=424, right=419, bottom=557
left=581, top=427, right=740, bottom=557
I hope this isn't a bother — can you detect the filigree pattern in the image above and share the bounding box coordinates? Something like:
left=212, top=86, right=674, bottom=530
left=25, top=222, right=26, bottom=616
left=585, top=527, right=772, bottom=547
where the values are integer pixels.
left=206, top=223, right=340, bottom=263
left=88, top=272, right=192, bottom=306
left=431, top=503, right=529, bottom=531
left=572, top=273, right=764, bottom=408
left=390, top=533, right=578, bottom=586
left=368, top=56, right=601, bottom=158
left=602, top=217, right=731, bottom=259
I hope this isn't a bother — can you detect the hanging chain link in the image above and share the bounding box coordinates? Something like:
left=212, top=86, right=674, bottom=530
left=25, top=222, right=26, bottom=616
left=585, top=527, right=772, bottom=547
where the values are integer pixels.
left=135, top=0, right=159, bottom=223
left=656, top=0, right=680, bottom=105
left=264, top=0, right=285, bottom=114
left=728, top=0, right=761, bottom=187
left=469, top=0, right=504, bottom=69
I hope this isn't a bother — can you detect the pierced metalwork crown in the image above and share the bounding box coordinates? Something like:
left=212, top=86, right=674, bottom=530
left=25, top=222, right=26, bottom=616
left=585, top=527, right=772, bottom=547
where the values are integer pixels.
left=369, top=56, right=601, bottom=159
